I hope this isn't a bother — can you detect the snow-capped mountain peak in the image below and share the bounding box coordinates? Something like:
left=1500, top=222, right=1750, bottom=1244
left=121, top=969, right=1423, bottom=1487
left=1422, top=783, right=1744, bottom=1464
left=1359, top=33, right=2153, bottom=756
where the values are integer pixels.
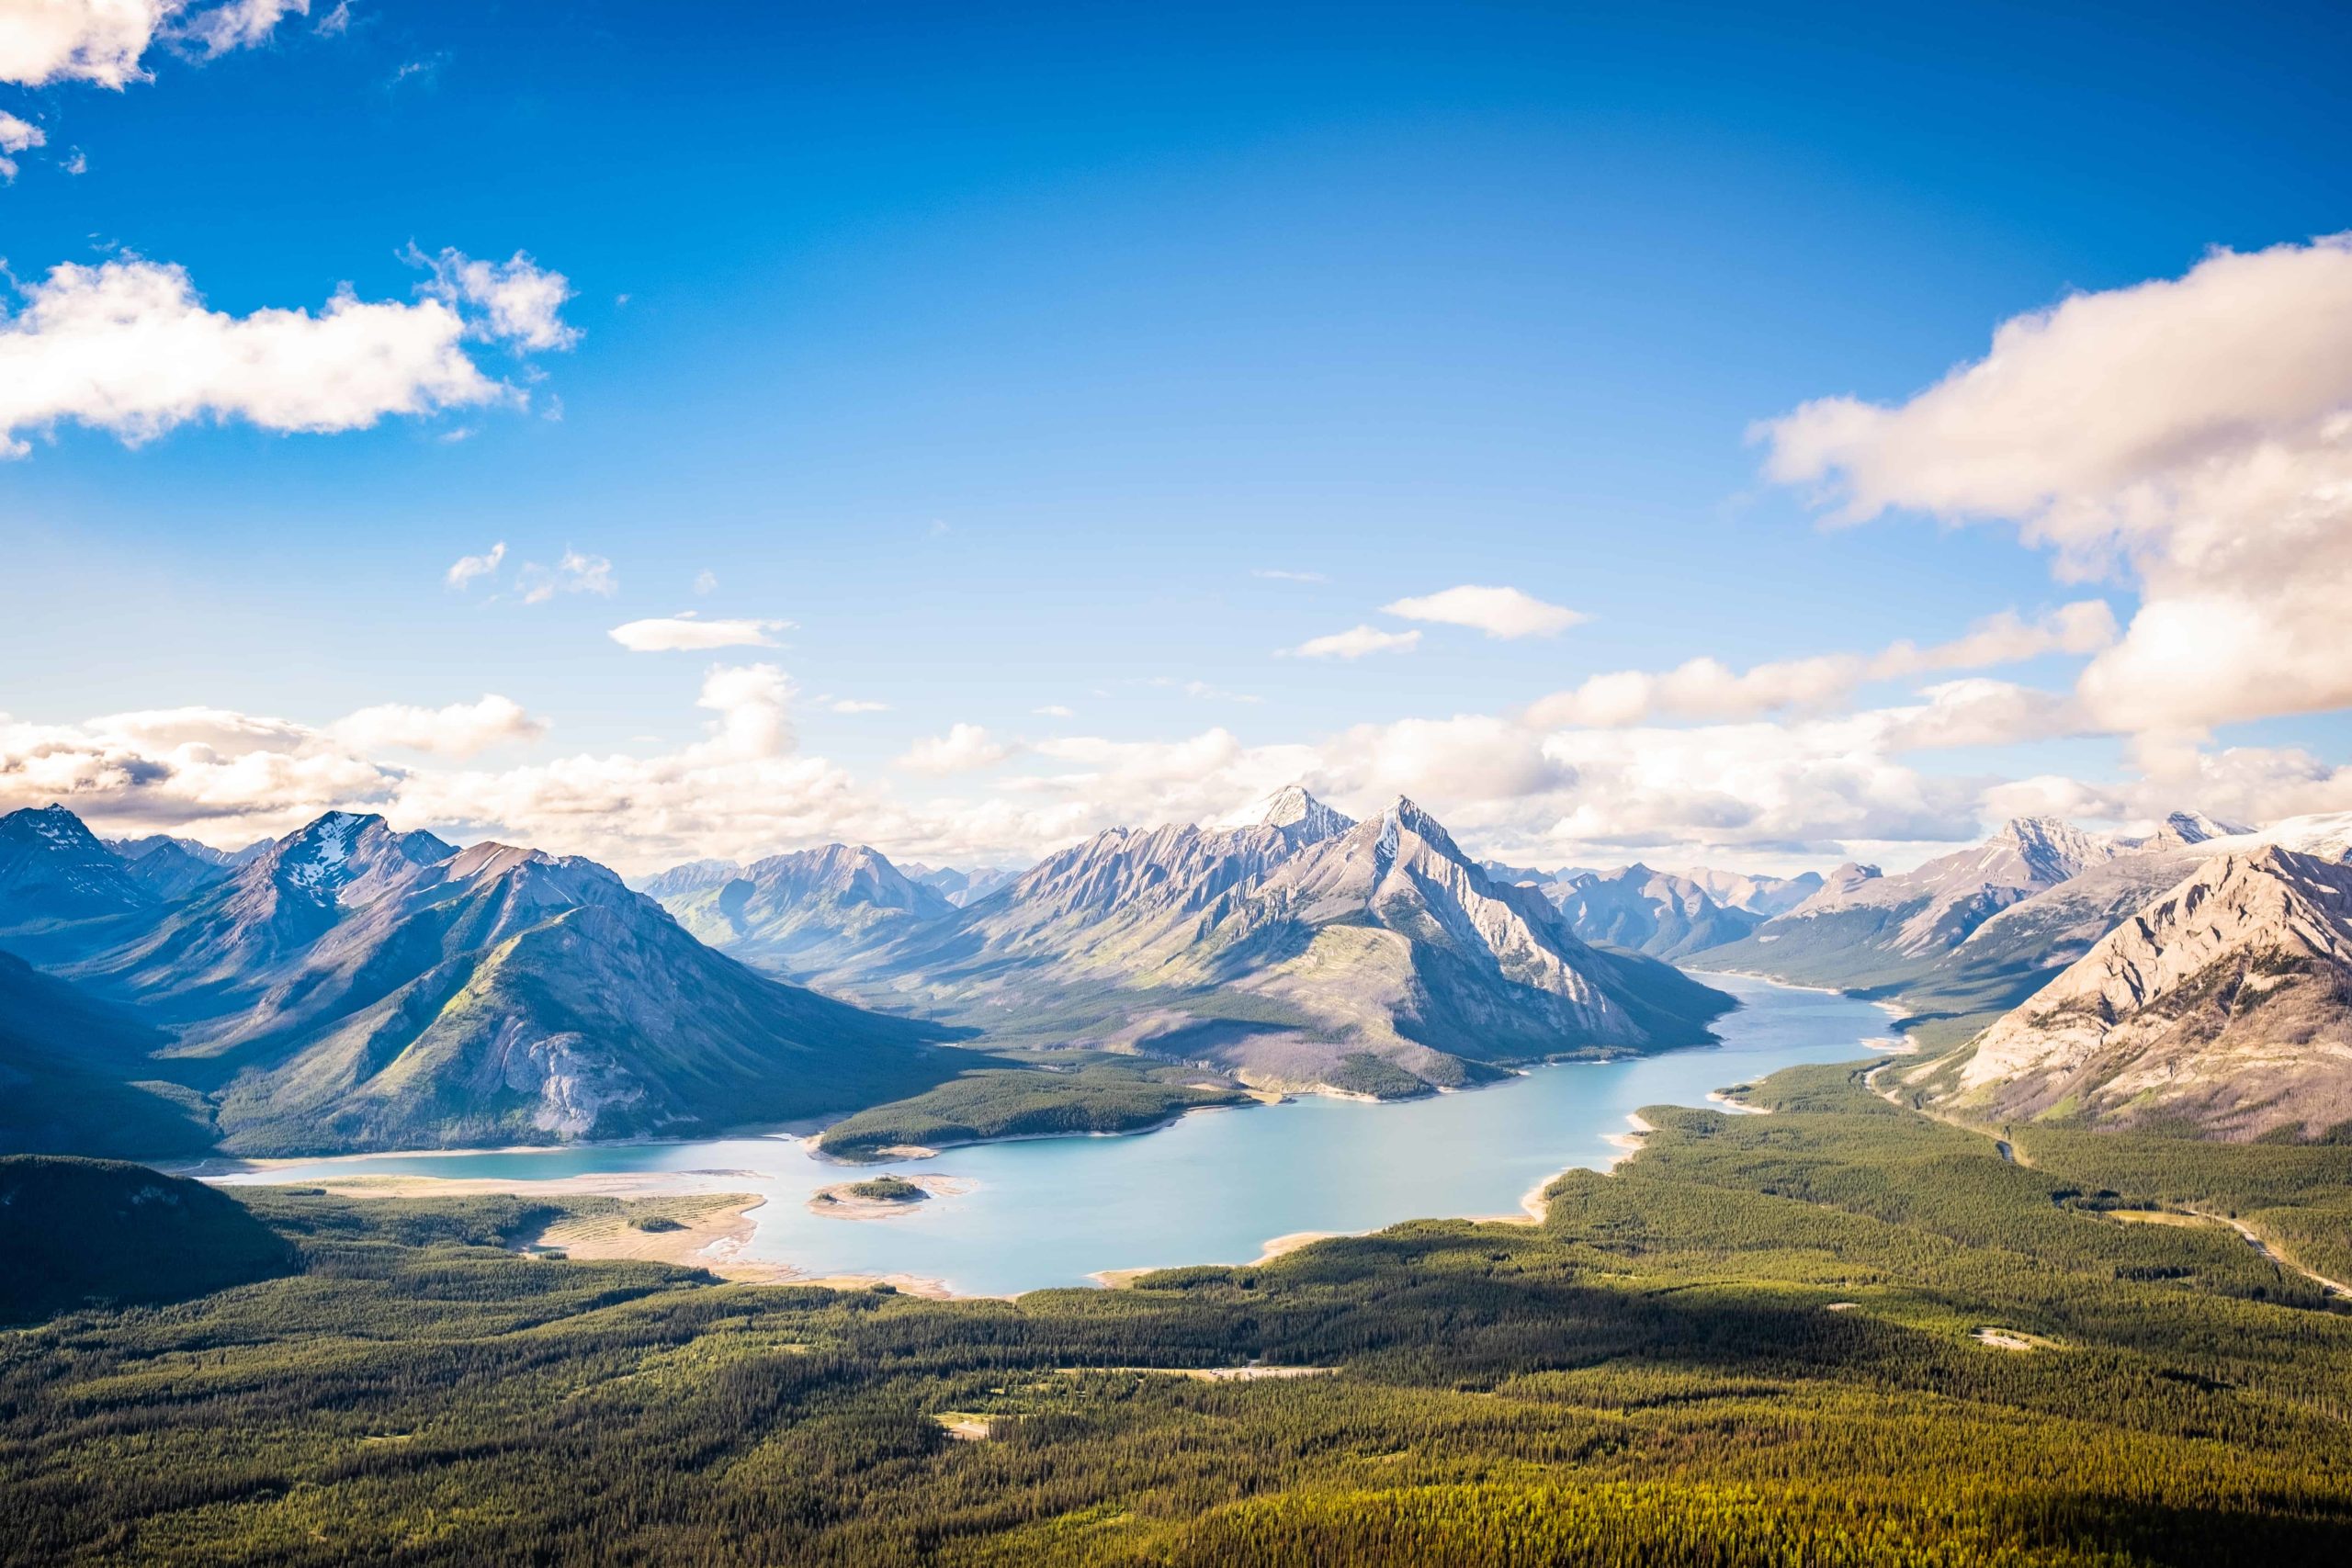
left=1256, top=784, right=1354, bottom=841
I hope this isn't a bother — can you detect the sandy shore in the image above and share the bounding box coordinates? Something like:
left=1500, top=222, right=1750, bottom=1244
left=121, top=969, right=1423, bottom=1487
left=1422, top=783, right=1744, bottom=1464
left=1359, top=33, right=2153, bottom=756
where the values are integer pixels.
left=236, top=1170, right=759, bottom=1201
left=1600, top=1111, right=1657, bottom=1170
left=1090, top=1226, right=1358, bottom=1289
left=808, top=1174, right=976, bottom=1221
left=531, top=1193, right=792, bottom=1278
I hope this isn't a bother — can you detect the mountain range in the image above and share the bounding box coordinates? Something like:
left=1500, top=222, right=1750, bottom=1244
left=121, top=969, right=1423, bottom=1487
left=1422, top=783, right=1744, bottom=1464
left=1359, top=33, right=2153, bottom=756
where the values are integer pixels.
left=652, top=786, right=1736, bottom=1100
left=0, top=808, right=954, bottom=1156
left=7, top=782, right=2352, bottom=1155
left=1700, top=816, right=2125, bottom=992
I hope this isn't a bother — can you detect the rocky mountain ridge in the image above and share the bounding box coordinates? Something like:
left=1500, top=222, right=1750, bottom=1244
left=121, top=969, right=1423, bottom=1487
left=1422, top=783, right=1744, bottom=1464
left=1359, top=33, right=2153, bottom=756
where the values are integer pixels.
left=0, top=806, right=951, bottom=1156
left=1923, top=846, right=2352, bottom=1139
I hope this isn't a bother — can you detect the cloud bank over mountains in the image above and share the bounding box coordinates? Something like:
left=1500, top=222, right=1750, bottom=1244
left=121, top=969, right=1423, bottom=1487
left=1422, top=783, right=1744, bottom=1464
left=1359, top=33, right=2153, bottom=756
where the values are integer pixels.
left=3, top=237, right=2346, bottom=874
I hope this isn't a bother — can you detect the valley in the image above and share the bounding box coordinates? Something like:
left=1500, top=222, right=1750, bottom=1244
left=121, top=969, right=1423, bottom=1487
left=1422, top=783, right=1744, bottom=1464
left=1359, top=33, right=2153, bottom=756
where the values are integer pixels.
left=193, top=972, right=1896, bottom=1295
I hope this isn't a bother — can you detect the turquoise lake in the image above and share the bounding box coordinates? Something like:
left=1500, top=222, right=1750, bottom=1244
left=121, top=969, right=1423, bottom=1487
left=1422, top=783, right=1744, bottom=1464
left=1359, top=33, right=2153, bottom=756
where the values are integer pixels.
left=202, top=974, right=1895, bottom=1296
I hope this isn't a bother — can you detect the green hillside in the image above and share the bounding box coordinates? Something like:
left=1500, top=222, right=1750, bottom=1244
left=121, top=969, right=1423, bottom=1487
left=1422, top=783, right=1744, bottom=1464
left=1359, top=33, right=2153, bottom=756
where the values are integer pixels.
left=0, top=1156, right=293, bottom=1323
left=0, top=953, right=215, bottom=1159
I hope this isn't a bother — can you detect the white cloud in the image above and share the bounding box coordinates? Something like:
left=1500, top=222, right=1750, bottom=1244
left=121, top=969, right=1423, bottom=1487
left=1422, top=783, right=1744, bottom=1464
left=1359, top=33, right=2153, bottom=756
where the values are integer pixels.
left=827, top=698, right=889, bottom=714
left=692, top=569, right=717, bottom=595
left=1869, top=600, right=2117, bottom=679
left=515, top=549, right=615, bottom=604
left=20, top=659, right=2306, bottom=880
left=1033, top=704, right=1075, bottom=718
left=1252, top=569, right=1327, bottom=583
left=898, top=723, right=1017, bottom=775
left=1524, top=602, right=2115, bottom=730
left=1284, top=625, right=1421, bottom=660
left=0, top=2, right=313, bottom=89
left=175, top=0, right=305, bottom=58
left=608, top=614, right=788, bottom=652
left=0, top=702, right=396, bottom=840
left=0, top=0, right=166, bottom=87
left=329, top=694, right=545, bottom=759
left=1761, top=233, right=2352, bottom=738
left=0, top=107, right=43, bottom=178
left=0, top=251, right=572, bottom=457
left=412, top=246, right=581, bottom=353
left=1382, top=584, right=1584, bottom=639
left=444, top=540, right=504, bottom=590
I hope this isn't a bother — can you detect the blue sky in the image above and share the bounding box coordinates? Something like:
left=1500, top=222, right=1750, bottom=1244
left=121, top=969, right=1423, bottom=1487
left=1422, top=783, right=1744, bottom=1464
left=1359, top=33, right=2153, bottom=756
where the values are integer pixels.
left=5, top=1, right=2351, bottom=872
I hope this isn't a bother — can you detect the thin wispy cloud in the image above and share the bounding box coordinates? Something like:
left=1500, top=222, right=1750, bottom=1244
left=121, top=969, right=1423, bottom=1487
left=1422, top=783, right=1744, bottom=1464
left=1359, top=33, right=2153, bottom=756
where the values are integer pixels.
left=0, top=109, right=46, bottom=181
left=898, top=723, right=1017, bottom=774
left=1383, top=585, right=1584, bottom=639
left=1283, top=625, right=1421, bottom=659
left=608, top=613, right=788, bottom=651
left=518, top=549, right=616, bottom=604
left=444, top=541, right=506, bottom=591
left=1252, top=569, right=1327, bottom=583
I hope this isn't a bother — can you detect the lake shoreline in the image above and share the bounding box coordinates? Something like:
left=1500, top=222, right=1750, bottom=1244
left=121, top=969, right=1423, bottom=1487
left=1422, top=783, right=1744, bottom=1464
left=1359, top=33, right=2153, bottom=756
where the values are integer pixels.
left=188, top=975, right=1897, bottom=1301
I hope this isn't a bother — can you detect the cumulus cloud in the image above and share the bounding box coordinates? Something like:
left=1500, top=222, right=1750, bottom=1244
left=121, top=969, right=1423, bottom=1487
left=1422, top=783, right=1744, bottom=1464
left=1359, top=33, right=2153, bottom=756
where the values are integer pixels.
left=0, top=1, right=312, bottom=89
left=1284, top=625, right=1421, bottom=660
left=0, top=702, right=398, bottom=840
left=1761, top=233, right=2352, bottom=738
left=898, top=723, right=1017, bottom=775
left=0, top=0, right=166, bottom=87
left=1524, top=602, right=2114, bottom=730
left=1383, top=584, right=1584, bottom=639
left=608, top=614, right=789, bottom=652
left=0, top=250, right=574, bottom=457
left=328, top=694, right=546, bottom=759
left=515, top=549, right=614, bottom=604
left=444, top=540, right=504, bottom=591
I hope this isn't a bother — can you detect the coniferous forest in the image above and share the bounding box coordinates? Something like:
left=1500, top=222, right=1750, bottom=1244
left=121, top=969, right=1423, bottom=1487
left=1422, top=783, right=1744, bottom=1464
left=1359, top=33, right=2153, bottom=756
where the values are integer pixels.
left=6, top=1062, right=2349, bottom=1565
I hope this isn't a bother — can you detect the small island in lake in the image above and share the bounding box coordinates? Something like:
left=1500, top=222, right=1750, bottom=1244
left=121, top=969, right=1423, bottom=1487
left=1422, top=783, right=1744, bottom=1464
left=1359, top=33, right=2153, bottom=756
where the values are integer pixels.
left=846, top=1176, right=926, bottom=1203
left=808, top=1173, right=971, bottom=1221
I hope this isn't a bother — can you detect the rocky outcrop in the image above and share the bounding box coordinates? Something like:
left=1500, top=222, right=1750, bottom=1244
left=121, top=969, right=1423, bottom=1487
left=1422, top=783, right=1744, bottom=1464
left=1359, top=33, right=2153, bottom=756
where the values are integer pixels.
left=1930, top=847, right=2352, bottom=1139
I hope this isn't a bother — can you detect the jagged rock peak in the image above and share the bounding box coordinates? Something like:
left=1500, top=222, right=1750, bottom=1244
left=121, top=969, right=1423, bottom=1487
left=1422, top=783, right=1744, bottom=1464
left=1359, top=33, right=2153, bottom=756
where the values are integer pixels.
left=1361, top=795, right=1464, bottom=866
left=2154, top=808, right=2252, bottom=849
left=1994, top=816, right=2119, bottom=881
left=1256, top=784, right=1354, bottom=839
